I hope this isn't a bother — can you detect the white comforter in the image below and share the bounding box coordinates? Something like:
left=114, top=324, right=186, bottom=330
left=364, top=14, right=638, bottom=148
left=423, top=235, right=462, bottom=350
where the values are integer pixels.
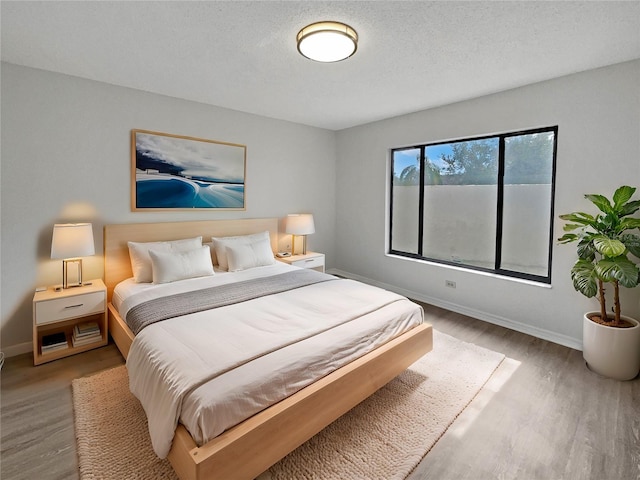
left=121, top=264, right=423, bottom=458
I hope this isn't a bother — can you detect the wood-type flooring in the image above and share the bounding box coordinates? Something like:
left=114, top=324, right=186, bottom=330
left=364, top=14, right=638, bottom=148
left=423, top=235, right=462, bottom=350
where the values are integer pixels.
left=1, top=303, right=638, bottom=480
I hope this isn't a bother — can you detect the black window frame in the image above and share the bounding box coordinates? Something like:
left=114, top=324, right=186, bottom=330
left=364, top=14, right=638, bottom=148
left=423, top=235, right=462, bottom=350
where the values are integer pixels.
left=389, top=125, right=558, bottom=284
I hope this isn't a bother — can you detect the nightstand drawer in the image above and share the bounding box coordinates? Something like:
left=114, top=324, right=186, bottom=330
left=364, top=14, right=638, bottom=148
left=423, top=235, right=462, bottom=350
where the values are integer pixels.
left=291, top=256, right=324, bottom=269
left=35, top=291, right=105, bottom=325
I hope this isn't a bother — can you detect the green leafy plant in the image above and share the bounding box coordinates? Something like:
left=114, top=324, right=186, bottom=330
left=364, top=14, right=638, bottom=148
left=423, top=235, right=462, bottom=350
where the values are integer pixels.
left=558, top=186, right=640, bottom=326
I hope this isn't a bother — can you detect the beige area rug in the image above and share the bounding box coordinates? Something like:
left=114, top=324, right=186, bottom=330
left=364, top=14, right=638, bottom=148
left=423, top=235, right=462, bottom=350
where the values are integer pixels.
left=72, top=331, right=505, bottom=479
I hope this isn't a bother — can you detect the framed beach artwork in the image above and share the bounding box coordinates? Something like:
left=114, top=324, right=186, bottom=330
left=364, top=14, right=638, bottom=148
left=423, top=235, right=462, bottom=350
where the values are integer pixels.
left=131, top=129, right=246, bottom=210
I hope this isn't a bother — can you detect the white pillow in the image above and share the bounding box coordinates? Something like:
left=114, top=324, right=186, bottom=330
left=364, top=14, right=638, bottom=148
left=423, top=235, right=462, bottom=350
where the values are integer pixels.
left=148, top=245, right=214, bottom=284
left=202, top=241, right=218, bottom=265
left=211, top=231, right=274, bottom=271
left=226, top=242, right=276, bottom=272
left=128, top=236, right=202, bottom=283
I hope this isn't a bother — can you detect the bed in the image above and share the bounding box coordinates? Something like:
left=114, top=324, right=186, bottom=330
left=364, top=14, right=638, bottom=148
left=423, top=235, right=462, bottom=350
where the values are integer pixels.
left=104, top=218, right=433, bottom=480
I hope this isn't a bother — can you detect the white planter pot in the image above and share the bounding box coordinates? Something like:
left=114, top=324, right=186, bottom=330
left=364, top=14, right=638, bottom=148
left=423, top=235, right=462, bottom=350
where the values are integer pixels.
left=583, top=313, right=640, bottom=381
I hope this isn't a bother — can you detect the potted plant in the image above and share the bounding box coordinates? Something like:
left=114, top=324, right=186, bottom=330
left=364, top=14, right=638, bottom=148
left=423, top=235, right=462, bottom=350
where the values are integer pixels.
left=558, top=185, right=640, bottom=380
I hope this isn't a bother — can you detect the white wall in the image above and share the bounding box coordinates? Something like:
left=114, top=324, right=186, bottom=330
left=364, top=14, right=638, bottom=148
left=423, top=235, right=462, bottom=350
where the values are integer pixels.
left=335, top=60, right=640, bottom=348
left=1, top=63, right=337, bottom=354
left=3, top=60, right=639, bottom=355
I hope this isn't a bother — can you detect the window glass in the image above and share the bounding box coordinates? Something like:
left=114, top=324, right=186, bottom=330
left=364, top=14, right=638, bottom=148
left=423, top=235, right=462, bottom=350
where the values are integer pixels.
left=391, top=148, right=420, bottom=254
left=500, top=132, right=555, bottom=276
left=422, top=139, right=498, bottom=268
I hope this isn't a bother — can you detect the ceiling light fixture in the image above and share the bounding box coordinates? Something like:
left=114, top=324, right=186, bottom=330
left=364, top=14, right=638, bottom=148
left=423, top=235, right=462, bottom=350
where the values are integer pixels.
left=297, top=21, right=358, bottom=63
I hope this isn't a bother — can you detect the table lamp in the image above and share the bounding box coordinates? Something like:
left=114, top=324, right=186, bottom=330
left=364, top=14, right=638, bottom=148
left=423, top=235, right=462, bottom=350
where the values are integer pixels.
left=51, top=223, right=95, bottom=289
left=285, top=214, right=315, bottom=255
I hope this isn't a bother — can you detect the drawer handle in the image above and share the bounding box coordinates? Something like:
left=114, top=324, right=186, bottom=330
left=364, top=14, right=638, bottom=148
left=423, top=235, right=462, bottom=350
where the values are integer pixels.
left=64, top=303, right=84, bottom=309
left=305, top=259, right=315, bottom=263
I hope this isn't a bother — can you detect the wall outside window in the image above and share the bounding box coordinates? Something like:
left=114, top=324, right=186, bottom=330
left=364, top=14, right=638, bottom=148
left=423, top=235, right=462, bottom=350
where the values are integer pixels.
left=393, top=184, right=551, bottom=276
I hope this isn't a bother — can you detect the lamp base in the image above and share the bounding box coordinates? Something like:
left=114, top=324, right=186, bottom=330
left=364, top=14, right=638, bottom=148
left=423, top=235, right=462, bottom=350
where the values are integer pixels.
left=291, top=235, right=308, bottom=255
left=62, top=258, right=83, bottom=289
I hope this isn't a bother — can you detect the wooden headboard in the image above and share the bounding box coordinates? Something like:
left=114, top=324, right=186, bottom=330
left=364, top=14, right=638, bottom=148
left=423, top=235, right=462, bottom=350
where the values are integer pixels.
left=103, top=218, right=279, bottom=301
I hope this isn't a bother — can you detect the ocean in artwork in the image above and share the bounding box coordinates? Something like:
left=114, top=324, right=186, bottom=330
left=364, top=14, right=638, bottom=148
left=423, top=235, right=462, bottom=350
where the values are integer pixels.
left=136, top=173, right=244, bottom=208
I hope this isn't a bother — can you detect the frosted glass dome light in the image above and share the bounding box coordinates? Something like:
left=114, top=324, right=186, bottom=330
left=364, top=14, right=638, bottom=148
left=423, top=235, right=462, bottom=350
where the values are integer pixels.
left=297, top=21, right=358, bottom=63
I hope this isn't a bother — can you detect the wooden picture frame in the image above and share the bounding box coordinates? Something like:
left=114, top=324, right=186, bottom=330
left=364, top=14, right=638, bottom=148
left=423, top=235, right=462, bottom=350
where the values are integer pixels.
left=131, top=129, right=246, bottom=211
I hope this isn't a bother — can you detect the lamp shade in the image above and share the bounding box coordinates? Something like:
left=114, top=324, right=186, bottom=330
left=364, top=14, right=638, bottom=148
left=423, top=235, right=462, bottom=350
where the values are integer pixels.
left=285, top=214, right=315, bottom=235
left=51, top=223, right=95, bottom=259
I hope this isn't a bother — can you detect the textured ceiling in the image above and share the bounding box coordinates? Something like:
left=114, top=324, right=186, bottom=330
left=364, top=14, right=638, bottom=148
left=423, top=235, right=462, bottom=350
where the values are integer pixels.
left=2, top=1, right=639, bottom=130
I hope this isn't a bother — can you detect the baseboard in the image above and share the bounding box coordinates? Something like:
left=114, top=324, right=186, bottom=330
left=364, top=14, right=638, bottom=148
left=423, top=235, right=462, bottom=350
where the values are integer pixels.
left=328, top=268, right=582, bottom=351
left=2, top=341, right=32, bottom=358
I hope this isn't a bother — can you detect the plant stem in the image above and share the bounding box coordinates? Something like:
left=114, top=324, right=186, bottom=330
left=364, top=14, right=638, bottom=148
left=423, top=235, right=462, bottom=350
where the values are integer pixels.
left=598, top=278, right=608, bottom=323
left=613, top=280, right=621, bottom=326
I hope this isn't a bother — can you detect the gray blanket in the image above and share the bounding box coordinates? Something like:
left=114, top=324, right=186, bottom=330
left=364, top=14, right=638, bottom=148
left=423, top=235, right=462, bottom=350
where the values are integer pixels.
left=126, top=269, right=337, bottom=335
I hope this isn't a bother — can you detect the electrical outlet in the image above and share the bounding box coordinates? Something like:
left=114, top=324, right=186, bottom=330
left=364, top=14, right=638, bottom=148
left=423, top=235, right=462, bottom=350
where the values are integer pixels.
left=445, top=280, right=456, bottom=288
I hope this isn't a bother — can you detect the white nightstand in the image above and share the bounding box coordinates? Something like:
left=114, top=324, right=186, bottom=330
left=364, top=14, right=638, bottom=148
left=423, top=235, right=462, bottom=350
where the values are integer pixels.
left=32, top=279, right=108, bottom=366
left=277, top=251, right=325, bottom=273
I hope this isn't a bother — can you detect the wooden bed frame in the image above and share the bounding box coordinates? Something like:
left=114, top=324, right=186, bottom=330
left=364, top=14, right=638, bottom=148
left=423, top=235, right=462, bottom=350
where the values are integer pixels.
left=104, top=218, right=433, bottom=480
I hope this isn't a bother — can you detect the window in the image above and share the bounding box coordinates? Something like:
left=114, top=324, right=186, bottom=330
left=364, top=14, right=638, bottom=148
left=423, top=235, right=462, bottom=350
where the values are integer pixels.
left=389, top=126, right=557, bottom=283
